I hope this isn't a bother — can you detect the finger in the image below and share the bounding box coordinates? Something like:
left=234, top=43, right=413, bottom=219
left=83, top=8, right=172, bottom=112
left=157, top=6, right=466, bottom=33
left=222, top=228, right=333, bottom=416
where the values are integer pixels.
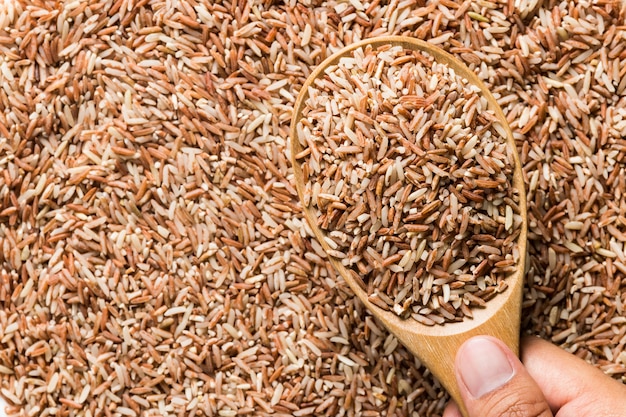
left=442, top=401, right=462, bottom=417
left=521, top=336, right=626, bottom=416
left=454, top=336, right=553, bottom=417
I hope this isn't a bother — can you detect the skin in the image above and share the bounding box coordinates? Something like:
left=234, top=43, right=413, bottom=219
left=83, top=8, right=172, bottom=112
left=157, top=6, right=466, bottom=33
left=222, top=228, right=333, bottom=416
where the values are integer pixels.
left=443, top=336, right=626, bottom=417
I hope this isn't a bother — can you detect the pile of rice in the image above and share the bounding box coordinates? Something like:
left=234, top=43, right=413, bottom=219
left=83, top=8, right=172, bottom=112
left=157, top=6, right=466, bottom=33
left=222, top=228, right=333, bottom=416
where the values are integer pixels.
left=295, top=43, right=523, bottom=324
left=0, top=1, right=625, bottom=416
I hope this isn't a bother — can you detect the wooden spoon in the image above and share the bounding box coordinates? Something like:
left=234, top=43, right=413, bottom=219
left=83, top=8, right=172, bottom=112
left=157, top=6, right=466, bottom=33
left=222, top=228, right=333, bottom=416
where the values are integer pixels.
left=289, top=36, right=527, bottom=416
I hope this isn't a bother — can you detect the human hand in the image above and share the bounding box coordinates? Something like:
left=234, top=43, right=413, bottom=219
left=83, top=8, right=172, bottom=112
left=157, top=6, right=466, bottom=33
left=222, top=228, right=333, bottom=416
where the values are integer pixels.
left=443, top=335, right=626, bottom=417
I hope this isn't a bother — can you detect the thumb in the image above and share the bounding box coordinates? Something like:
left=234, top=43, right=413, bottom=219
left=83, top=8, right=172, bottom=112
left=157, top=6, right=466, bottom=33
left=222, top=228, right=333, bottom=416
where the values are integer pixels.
left=454, top=336, right=553, bottom=417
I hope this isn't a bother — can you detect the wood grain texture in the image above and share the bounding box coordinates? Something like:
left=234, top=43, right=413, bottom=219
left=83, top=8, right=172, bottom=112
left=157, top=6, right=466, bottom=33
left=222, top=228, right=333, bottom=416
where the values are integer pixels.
left=289, top=36, right=528, bottom=417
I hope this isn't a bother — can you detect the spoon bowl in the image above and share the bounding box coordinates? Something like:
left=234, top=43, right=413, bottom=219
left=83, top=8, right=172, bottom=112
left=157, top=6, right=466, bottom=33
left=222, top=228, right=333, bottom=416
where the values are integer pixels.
left=290, top=36, right=527, bottom=416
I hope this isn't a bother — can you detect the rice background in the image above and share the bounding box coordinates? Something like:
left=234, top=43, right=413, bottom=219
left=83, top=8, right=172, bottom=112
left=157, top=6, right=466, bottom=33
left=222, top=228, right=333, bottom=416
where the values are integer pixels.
left=0, top=0, right=625, bottom=416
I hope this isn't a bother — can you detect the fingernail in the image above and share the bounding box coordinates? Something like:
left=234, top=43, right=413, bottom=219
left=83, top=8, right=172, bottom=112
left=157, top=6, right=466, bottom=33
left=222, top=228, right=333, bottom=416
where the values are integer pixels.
left=456, top=337, right=514, bottom=398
